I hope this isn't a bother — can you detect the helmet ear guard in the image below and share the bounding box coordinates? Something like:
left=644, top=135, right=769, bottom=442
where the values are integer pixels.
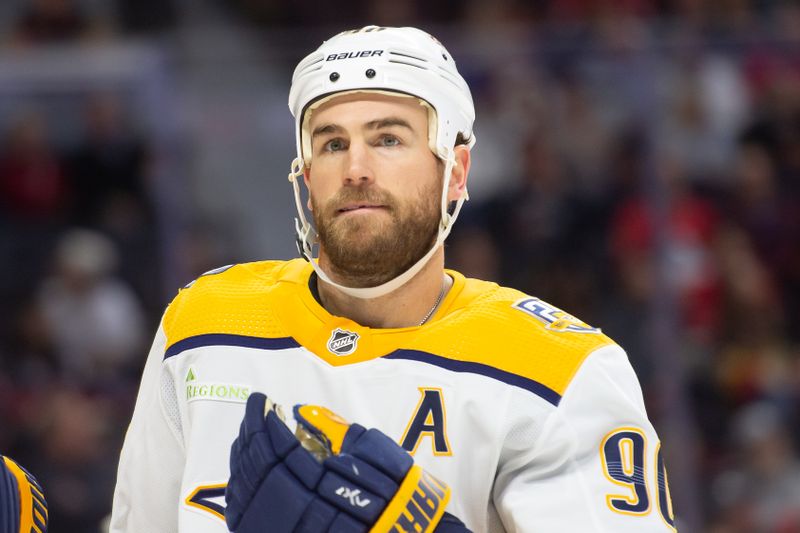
left=287, top=26, right=476, bottom=299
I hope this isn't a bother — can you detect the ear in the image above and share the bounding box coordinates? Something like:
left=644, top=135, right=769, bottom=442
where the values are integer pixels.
left=447, top=145, right=471, bottom=202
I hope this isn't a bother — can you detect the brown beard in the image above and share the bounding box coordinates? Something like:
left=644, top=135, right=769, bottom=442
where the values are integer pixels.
left=311, top=180, right=441, bottom=287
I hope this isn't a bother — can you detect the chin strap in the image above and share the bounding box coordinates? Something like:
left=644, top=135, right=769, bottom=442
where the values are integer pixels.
left=288, top=150, right=466, bottom=300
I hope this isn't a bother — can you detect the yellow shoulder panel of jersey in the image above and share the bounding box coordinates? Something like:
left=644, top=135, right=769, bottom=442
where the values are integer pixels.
left=409, top=274, right=615, bottom=398
left=162, top=260, right=295, bottom=347
left=161, top=259, right=615, bottom=400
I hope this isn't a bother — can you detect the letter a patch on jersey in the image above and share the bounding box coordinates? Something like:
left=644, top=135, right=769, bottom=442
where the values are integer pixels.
left=400, top=388, right=452, bottom=456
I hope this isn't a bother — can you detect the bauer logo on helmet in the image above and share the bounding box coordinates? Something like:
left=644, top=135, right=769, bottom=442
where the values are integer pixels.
left=326, top=50, right=384, bottom=61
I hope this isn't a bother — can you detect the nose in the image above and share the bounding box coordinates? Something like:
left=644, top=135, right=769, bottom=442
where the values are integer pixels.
left=343, top=140, right=374, bottom=186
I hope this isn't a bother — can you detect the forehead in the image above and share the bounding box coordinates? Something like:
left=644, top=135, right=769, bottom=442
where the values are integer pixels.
left=309, top=92, right=429, bottom=131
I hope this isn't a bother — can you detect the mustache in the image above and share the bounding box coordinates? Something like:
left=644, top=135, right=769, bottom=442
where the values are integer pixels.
left=322, top=187, right=397, bottom=213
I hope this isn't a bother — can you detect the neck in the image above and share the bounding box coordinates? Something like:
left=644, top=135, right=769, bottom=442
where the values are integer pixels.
left=317, top=247, right=450, bottom=328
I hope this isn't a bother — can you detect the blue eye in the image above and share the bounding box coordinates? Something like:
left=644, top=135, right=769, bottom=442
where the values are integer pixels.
left=380, top=135, right=400, bottom=147
left=325, top=139, right=345, bottom=152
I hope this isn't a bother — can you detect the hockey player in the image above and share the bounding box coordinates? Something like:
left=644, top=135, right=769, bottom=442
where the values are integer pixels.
left=111, top=26, right=676, bottom=532
left=0, top=454, right=48, bottom=533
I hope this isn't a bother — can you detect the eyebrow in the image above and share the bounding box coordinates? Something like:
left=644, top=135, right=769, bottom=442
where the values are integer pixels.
left=311, top=117, right=414, bottom=138
left=365, top=117, right=413, bottom=131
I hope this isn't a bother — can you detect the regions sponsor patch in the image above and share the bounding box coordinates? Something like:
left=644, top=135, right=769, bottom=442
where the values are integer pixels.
left=185, top=367, right=251, bottom=403
left=327, top=328, right=359, bottom=356
left=513, top=297, right=601, bottom=334
left=186, top=382, right=251, bottom=404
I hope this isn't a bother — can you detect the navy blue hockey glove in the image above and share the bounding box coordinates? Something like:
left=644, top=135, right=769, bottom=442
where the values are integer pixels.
left=0, top=455, right=48, bottom=533
left=225, top=392, right=462, bottom=533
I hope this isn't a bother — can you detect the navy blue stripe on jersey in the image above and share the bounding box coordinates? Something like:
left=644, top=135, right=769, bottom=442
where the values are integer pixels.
left=164, top=334, right=301, bottom=360
left=384, top=350, right=562, bottom=406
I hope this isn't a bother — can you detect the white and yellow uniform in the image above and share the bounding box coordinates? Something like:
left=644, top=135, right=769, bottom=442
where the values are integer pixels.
left=110, top=259, right=676, bottom=532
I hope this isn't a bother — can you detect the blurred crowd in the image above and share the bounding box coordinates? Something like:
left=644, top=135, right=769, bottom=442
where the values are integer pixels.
left=445, top=3, right=800, bottom=532
left=0, top=94, right=158, bottom=530
left=1, top=0, right=800, bottom=531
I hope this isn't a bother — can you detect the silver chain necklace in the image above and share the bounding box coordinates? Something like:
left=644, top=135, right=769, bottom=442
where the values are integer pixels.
left=419, top=277, right=448, bottom=326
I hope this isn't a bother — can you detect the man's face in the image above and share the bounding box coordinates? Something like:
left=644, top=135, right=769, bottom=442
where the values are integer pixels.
left=305, top=92, right=442, bottom=287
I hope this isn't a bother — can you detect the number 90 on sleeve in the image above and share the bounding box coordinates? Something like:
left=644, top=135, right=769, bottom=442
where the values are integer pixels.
left=600, top=427, right=676, bottom=529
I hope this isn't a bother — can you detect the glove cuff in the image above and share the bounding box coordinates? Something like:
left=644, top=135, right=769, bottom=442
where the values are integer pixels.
left=369, top=465, right=450, bottom=533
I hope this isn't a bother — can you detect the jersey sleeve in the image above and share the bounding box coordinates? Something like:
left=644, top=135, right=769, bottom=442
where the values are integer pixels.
left=109, top=321, right=185, bottom=532
left=493, top=344, right=676, bottom=532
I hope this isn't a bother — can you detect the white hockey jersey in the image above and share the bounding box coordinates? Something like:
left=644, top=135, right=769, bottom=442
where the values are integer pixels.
left=110, top=259, right=676, bottom=532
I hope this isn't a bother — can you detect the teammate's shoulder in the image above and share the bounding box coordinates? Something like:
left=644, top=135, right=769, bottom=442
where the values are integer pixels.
left=0, top=454, right=48, bottom=532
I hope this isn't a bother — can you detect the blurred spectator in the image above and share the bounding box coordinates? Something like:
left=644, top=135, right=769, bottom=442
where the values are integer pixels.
left=1, top=298, right=59, bottom=385
left=712, top=225, right=791, bottom=406
left=710, top=402, right=800, bottom=532
left=21, top=388, right=119, bottom=533
left=115, top=0, right=178, bottom=34
left=0, top=111, right=68, bottom=223
left=445, top=224, right=501, bottom=282
left=740, top=64, right=800, bottom=192
left=598, top=228, right=656, bottom=381
left=481, top=132, right=574, bottom=285
left=36, top=228, right=146, bottom=386
left=0, top=111, right=69, bottom=299
left=740, top=65, right=800, bottom=340
left=610, top=156, right=723, bottom=343
left=658, top=53, right=750, bottom=184
left=728, top=141, right=800, bottom=341
left=67, top=93, right=151, bottom=232
left=551, top=73, right=614, bottom=196
left=466, top=54, right=555, bottom=198
left=473, top=129, right=605, bottom=321
left=177, top=218, right=238, bottom=282
left=11, top=0, right=96, bottom=45
left=66, top=92, right=162, bottom=312
left=729, top=143, right=785, bottom=263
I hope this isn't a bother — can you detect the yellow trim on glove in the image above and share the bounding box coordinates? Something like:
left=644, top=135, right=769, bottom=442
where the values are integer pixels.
left=370, top=465, right=451, bottom=533
left=295, top=404, right=350, bottom=454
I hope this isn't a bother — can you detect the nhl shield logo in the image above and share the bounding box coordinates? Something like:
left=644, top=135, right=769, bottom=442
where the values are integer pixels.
left=327, top=328, right=359, bottom=356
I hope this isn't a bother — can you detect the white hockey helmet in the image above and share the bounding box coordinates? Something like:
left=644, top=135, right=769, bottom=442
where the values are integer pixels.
left=287, top=26, right=476, bottom=299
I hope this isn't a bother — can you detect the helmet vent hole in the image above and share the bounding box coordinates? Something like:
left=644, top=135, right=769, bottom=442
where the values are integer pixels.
left=329, top=72, right=340, bottom=82
left=365, top=69, right=376, bottom=78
